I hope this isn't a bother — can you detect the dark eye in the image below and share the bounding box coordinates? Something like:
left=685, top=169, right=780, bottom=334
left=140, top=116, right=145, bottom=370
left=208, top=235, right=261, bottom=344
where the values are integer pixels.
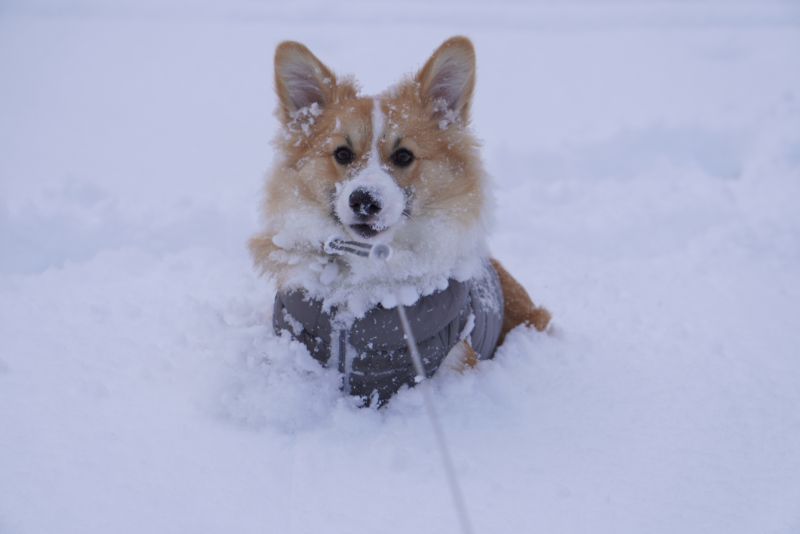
left=334, top=146, right=355, bottom=165
left=391, top=148, right=415, bottom=168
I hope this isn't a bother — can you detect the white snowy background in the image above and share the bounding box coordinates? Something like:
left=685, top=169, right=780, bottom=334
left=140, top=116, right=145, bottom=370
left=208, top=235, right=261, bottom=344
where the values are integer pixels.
left=2, top=1, right=799, bottom=532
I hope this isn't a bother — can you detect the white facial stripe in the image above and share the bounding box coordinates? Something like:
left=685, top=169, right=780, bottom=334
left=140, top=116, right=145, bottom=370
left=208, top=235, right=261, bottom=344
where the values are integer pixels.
left=361, top=97, right=385, bottom=175
left=371, top=97, right=384, bottom=157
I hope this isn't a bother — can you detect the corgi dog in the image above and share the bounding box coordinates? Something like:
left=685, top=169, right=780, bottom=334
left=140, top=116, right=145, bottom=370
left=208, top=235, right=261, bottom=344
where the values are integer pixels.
left=250, top=36, right=550, bottom=401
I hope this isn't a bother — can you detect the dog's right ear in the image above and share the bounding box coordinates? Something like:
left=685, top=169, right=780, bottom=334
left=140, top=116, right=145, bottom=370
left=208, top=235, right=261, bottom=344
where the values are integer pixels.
left=274, top=41, right=336, bottom=123
left=416, top=36, right=476, bottom=124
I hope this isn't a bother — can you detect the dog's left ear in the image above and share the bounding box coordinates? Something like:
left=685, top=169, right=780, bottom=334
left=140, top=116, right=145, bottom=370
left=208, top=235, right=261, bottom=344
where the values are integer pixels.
left=416, top=36, right=476, bottom=124
left=274, top=41, right=337, bottom=123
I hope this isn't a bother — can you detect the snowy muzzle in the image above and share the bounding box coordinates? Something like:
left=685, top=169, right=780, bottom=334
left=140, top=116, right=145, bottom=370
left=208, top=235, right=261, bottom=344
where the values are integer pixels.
left=333, top=169, right=406, bottom=240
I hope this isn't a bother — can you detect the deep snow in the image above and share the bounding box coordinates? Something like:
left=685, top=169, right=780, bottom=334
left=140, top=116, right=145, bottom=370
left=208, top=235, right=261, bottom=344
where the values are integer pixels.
left=2, top=2, right=800, bottom=533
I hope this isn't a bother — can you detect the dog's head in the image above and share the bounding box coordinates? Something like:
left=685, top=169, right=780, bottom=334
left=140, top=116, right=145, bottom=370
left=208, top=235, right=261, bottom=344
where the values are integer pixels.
left=252, top=37, right=490, bottom=307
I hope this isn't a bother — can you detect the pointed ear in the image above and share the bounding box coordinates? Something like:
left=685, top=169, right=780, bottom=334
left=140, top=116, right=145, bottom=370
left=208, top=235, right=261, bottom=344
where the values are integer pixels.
left=274, top=41, right=336, bottom=122
left=416, top=36, right=476, bottom=123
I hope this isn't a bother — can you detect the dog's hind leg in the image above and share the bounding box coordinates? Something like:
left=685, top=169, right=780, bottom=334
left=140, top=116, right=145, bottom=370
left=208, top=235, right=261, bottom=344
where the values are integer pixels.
left=490, top=259, right=551, bottom=343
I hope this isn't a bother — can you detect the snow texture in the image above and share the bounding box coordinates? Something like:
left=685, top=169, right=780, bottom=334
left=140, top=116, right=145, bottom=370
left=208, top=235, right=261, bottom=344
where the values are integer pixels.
left=2, top=1, right=800, bottom=533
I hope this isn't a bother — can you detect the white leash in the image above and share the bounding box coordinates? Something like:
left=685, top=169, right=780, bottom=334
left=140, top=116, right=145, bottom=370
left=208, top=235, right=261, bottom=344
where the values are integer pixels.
left=395, top=302, right=476, bottom=534
left=325, top=238, right=476, bottom=534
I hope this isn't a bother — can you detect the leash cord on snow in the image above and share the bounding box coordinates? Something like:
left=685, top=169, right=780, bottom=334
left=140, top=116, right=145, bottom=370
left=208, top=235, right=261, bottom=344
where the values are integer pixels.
left=396, top=303, right=476, bottom=534
left=324, top=236, right=476, bottom=534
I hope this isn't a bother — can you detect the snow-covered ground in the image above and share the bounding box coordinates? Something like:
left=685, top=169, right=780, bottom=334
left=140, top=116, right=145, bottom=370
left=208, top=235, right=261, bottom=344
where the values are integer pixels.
left=2, top=2, right=800, bottom=532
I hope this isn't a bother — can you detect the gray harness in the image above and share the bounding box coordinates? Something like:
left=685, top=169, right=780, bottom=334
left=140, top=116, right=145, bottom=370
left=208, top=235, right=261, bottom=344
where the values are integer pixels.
left=273, top=262, right=504, bottom=404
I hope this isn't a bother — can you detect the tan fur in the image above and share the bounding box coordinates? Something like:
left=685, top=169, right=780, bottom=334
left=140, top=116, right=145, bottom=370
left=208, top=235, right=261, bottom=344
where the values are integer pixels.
left=444, top=341, right=480, bottom=373
left=491, top=259, right=552, bottom=342
left=251, top=36, right=552, bottom=342
left=461, top=341, right=480, bottom=368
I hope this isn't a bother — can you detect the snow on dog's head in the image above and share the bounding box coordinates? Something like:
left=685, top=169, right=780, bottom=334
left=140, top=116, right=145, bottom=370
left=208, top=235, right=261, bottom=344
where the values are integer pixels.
left=250, top=37, right=491, bottom=315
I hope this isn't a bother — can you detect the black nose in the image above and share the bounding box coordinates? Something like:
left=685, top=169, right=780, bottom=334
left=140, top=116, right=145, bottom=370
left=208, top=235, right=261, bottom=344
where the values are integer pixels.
left=348, top=188, right=382, bottom=218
